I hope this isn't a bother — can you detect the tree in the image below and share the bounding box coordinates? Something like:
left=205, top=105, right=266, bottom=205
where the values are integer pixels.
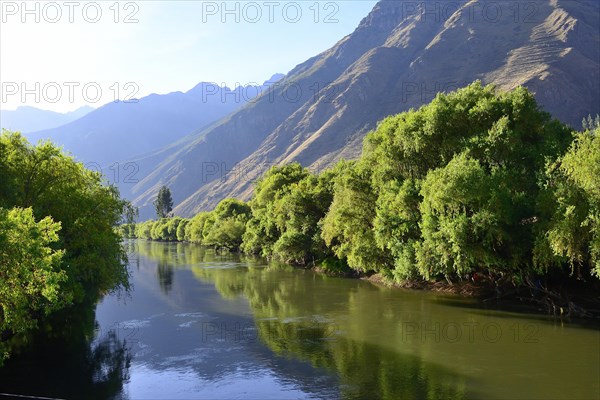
left=535, top=127, right=600, bottom=278
left=203, top=198, right=251, bottom=250
left=0, top=131, right=130, bottom=362
left=0, top=207, right=67, bottom=336
left=122, top=201, right=139, bottom=225
left=417, top=153, right=512, bottom=281
left=354, top=82, right=571, bottom=283
left=0, top=132, right=129, bottom=304
left=321, top=160, right=393, bottom=273
left=242, top=163, right=309, bottom=256
left=153, top=186, right=173, bottom=218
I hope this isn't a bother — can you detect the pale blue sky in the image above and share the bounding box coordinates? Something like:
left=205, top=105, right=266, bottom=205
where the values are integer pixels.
left=1, top=1, right=378, bottom=112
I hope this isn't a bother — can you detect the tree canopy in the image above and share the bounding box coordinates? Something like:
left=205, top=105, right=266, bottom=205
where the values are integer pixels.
left=0, top=131, right=129, bottom=363
left=154, top=186, right=173, bottom=218
left=124, top=82, right=599, bottom=299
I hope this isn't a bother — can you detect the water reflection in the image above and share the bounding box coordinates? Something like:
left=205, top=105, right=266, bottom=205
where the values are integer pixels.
left=0, top=305, right=131, bottom=399
left=157, top=260, right=174, bottom=294
left=137, top=241, right=599, bottom=400
left=189, top=263, right=467, bottom=399
left=2, top=240, right=597, bottom=400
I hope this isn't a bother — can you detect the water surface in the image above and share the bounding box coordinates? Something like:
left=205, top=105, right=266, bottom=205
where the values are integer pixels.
left=1, top=240, right=598, bottom=399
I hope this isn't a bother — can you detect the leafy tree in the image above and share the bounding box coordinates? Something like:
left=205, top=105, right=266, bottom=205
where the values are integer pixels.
left=203, top=198, right=251, bottom=250
left=356, top=82, right=571, bottom=282
left=373, top=179, right=422, bottom=280
left=321, top=160, right=392, bottom=273
left=135, top=220, right=154, bottom=239
left=0, top=207, right=67, bottom=336
left=0, top=131, right=130, bottom=361
left=176, top=218, right=190, bottom=241
left=416, top=153, right=511, bottom=281
left=187, top=212, right=211, bottom=243
left=536, top=127, right=600, bottom=278
left=122, top=201, right=139, bottom=225
left=0, top=132, right=129, bottom=304
left=153, top=186, right=173, bottom=218
left=242, top=163, right=309, bottom=256
left=150, top=218, right=169, bottom=241
left=166, top=217, right=183, bottom=241
left=271, top=171, right=335, bottom=265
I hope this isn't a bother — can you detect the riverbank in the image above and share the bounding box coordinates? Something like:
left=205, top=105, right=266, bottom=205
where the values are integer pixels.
left=360, top=272, right=600, bottom=320
left=7, top=239, right=600, bottom=400
left=129, top=239, right=600, bottom=320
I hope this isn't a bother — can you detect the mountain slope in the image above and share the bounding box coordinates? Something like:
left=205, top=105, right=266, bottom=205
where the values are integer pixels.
left=26, top=75, right=283, bottom=167
left=127, top=0, right=599, bottom=219
left=0, top=106, right=93, bottom=133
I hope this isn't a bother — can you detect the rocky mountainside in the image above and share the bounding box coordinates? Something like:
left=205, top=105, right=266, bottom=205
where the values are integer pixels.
left=124, top=0, right=599, bottom=219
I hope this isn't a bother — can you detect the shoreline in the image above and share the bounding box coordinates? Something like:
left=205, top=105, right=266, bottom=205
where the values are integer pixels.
left=129, top=239, right=600, bottom=320
left=317, top=268, right=600, bottom=321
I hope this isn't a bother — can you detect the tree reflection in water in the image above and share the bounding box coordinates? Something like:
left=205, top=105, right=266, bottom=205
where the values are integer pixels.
left=134, top=241, right=467, bottom=400
left=0, top=304, right=132, bottom=399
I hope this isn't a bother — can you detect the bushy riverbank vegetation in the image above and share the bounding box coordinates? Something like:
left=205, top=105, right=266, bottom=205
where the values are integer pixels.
left=0, top=131, right=130, bottom=364
left=123, top=83, right=600, bottom=315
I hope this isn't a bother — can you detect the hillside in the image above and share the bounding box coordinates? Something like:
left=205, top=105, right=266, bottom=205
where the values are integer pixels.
left=123, top=0, right=599, bottom=219
left=26, top=75, right=283, bottom=167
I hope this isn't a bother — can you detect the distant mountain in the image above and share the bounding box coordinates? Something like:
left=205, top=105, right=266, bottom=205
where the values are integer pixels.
left=26, top=74, right=284, bottom=167
left=119, top=0, right=599, bottom=219
left=0, top=106, right=94, bottom=133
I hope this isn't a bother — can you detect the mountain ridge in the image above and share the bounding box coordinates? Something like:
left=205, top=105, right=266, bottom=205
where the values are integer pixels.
left=25, top=75, right=284, bottom=168
left=0, top=106, right=94, bottom=133
left=119, top=0, right=599, bottom=219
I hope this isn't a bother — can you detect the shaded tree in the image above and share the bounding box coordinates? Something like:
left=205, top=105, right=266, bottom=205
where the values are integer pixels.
left=153, top=186, right=173, bottom=218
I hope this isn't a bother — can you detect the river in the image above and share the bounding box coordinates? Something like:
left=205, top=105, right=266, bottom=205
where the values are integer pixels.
left=0, top=240, right=598, bottom=399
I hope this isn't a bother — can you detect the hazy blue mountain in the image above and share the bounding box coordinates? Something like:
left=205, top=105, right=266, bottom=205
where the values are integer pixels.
left=0, top=106, right=94, bottom=133
left=25, top=75, right=284, bottom=167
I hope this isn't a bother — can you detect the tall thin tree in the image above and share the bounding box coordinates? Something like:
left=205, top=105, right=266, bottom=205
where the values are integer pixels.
left=154, top=186, right=173, bottom=218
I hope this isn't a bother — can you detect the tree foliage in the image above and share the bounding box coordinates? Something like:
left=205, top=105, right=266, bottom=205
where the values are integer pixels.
left=0, top=131, right=130, bottom=362
left=536, top=127, right=600, bottom=278
left=0, top=207, right=66, bottom=335
left=124, top=83, right=598, bottom=289
left=153, top=186, right=173, bottom=218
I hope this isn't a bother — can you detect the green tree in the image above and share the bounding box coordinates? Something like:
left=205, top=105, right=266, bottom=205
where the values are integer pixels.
left=203, top=198, right=251, bottom=250
left=153, top=186, right=173, bottom=218
left=242, top=163, right=309, bottom=256
left=0, top=131, right=131, bottom=362
left=354, top=82, right=571, bottom=283
left=321, top=161, right=392, bottom=273
left=417, top=153, right=513, bottom=281
left=0, top=207, right=67, bottom=336
left=122, top=201, right=139, bottom=225
left=536, top=127, right=600, bottom=278
left=176, top=218, right=190, bottom=241
left=270, top=171, right=335, bottom=265
left=0, top=132, right=129, bottom=304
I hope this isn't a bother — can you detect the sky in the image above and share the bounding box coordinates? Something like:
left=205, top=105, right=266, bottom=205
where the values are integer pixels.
left=0, top=0, right=378, bottom=112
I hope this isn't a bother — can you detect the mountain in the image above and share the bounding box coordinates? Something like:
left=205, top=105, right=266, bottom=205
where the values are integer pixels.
left=120, top=0, right=599, bottom=219
left=0, top=106, right=94, bottom=133
left=25, top=75, right=284, bottom=167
